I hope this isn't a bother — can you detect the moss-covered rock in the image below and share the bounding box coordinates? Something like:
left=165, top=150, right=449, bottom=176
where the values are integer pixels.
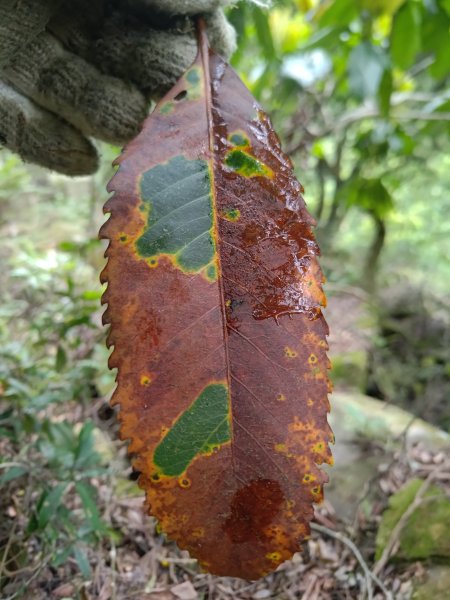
left=412, top=566, right=450, bottom=600
left=330, top=392, right=450, bottom=450
left=376, top=478, right=450, bottom=562
left=331, top=350, right=368, bottom=391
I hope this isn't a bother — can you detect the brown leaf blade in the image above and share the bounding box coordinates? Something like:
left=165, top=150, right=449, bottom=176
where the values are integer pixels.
left=100, top=30, right=333, bottom=579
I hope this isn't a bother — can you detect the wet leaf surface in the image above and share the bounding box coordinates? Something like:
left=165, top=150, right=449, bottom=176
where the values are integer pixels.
left=100, top=27, right=332, bottom=580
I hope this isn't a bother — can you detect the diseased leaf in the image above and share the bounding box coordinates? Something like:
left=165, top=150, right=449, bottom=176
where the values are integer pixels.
left=100, top=26, right=332, bottom=580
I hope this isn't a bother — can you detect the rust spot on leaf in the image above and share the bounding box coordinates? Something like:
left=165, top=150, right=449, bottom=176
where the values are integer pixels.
left=223, top=479, right=284, bottom=544
left=284, top=346, right=298, bottom=358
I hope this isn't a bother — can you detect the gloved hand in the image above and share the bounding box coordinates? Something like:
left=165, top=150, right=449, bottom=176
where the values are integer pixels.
left=0, top=0, right=236, bottom=176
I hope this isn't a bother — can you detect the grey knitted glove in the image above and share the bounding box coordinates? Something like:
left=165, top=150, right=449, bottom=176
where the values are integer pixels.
left=0, top=0, right=236, bottom=175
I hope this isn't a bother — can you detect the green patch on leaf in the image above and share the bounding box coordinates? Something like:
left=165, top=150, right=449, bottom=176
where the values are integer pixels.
left=223, top=208, right=241, bottom=222
left=184, top=66, right=202, bottom=100
left=229, top=132, right=250, bottom=147
left=225, top=149, right=273, bottom=178
left=205, top=262, right=218, bottom=281
left=160, top=101, right=175, bottom=115
left=136, top=156, right=215, bottom=273
left=186, top=68, right=201, bottom=85
left=153, top=383, right=231, bottom=477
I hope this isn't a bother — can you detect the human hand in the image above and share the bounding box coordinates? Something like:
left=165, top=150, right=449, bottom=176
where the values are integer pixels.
left=0, top=0, right=235, bottom=175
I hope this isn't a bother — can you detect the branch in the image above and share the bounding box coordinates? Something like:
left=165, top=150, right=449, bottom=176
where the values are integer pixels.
left=330, top=109, right=450, bottom=135
left=310, top=522, right=393, bottom=600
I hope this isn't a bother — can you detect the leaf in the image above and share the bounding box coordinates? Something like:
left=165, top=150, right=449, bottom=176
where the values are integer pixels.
left=317, top=0, right=358, bottom=27
left=251, top=5, right=277, bottom=62
left=100, top=25, right=332, bottom=580
left=0, top=465, right=27, bottom=485
left=75, top=481, right=106, bottom=534
left=36, top=483, right=67, bottom=530
left=348, top=42, right=390, bottom=99
left=378, top=68, right=393, bottom=118
left=421, top=6, right=450, bottom=80
left=341, top=176, right=394, bottom=219
left=55, top=344, right=67, bottom=372
left=73, top=545, right=92, bottom=579
left=390, top=1, right=422, bottom=70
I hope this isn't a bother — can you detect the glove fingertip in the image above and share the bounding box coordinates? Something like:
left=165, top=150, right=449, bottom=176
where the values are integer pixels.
left=205, top=9, right=237, bottom=59
left=0, top=82, right=100, bottom=176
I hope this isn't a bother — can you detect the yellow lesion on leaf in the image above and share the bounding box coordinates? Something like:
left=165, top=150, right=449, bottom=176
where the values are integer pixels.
left=277, top=393, right=286, bottom=401
left=302, top=473, right=316, bottom=483
left=225, top=130, right=273, bottom=179
left=222, top=207, right=241, bottom=222
left=225, top=148, right=274, bottom=179
left=284, top=346, right=298, bottom=358
left=192, top=528, right=204, bottom=538
left=308, top=353, right=318, bottom=365
left=266, top=552, right=282, bottom=562
left=178, top=477, right=191, bottom=489
left=311, top=440, right=334, bottom=466
left=311, top=485, right=322, bottom=498
left=148, top=257, right=159, bottom=268
left=305, top=366, right=327, bottom=383
left=140, top=374, right=153, bottom=386
left=289, top=416, right=314, bottom=433
left=274, top=443, right=287, bottom=453
left=201, top=443, right=221, bottom=457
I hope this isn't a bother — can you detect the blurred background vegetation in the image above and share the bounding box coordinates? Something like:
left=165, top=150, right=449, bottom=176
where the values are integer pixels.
left=1, top=1, right=449, bottom=598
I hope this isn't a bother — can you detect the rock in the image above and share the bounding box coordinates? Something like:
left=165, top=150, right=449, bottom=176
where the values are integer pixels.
left=412, top=566, right=450, bottom=600
left=375, top=478, right=450, bottom=562
left=324, top=392, right=449, bottom=521
left=330, top=392, right=450, bottom=450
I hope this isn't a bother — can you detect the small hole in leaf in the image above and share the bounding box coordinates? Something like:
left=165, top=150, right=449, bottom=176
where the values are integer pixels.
left=129, top=469, right=141, bottom=481
left=97, top=403, right=114, bottom=421
left=174, top=90, right=188, bottom=101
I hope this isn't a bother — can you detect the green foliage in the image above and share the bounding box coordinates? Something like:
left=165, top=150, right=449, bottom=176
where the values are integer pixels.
left=228, top=0, right=450, bottom=290
left=0, top=153, right=117, bottom=590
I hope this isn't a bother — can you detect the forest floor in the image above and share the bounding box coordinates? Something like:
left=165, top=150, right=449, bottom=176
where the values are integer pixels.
left=1, top=271, right=449, bottom=600
left=2, top=416, right=448, bottom=600
left=2, top=285, right=449, bottom=600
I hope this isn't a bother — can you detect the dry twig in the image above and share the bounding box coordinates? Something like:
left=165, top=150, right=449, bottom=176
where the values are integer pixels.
left=310, top=522, right=393, bottom=600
